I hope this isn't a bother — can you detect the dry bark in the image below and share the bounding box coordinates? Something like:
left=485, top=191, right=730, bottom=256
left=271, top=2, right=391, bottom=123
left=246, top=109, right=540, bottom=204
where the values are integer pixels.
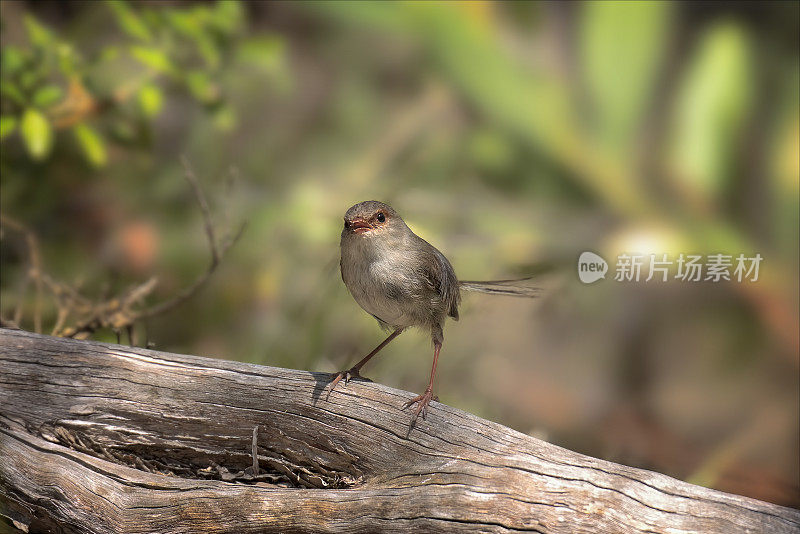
left=0, top=328, right=797, bottom=533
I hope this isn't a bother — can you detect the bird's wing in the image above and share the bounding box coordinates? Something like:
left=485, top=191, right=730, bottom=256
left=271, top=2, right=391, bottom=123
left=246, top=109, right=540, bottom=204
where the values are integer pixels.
left=417, top=244, right=461, bottom=321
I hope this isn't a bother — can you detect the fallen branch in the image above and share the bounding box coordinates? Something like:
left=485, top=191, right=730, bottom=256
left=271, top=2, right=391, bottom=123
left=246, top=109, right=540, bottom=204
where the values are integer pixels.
left=0, top=328, right=797, bottom=533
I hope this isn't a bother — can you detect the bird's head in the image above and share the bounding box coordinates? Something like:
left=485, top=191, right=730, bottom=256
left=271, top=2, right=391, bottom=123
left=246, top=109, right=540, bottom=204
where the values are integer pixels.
left=342, top=201, right=403, bottom=238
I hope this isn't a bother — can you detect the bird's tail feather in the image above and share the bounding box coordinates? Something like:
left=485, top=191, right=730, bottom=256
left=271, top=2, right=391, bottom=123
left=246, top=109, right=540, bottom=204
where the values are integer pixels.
left=458, top=278, right=541, bottom=298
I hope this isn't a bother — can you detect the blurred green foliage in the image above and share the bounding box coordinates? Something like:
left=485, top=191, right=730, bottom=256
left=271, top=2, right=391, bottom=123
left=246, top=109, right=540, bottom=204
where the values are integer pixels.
left=581, top=1, right=670, bottom=157
left=0, top=0, right=283, bottom=164
left=1, top=0, right=797, bottom=507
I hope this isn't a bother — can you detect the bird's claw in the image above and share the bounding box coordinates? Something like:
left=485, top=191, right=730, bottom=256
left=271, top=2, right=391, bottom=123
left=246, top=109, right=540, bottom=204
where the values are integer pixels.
left=402, top=389, right=438, bottom=421
left=326, top=368, right=362, bottom=400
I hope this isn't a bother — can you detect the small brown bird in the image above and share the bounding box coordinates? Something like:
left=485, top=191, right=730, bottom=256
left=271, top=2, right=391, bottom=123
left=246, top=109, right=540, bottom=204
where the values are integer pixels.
left=331, top=200, right=538, bottom=422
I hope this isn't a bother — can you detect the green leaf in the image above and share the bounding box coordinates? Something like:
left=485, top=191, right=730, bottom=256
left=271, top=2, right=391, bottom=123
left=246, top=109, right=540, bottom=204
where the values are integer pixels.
left=20, top=108, right=53, bottom=160
left=107, top=0, right=152, bottom=41
left=130, top=45, right=175, bottom=75
left=73, top=123, right=107, bottom=167
left=212, top=0, right=244, bottom=34
left=769, top=70, right=799, bottom=249
left=166, top=10, right=203, bottom=39
left=1, top=46, right=26, bottom=74
left=669, top=22, right=752, bottom=202
left=56, top=43, right=79, bottom=76
left=185, top=71, right=220, bottom=104
left=581, top=1, right=671, bottom=155
left=138, top=83, right=163, bottom=117
left=0, top=80, right=26, bottom=105
left=195, top=34, right=221, bottom=69
left=32, top=85, right=63, bottom=108
left=0, top=116, right=18, bottom=140
left=24, top=15, right=54, bottom=48
left=164, top=10, right=221, bottom=69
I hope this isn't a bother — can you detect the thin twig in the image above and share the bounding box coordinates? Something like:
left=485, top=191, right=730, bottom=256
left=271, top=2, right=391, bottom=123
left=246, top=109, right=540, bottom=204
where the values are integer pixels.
left=1, top=158, right=246, bottom=341
left=0, top=214, right=43, bottom=333
left=140, top=158, right=246, bottom=319
left=181, top=154, right=219, bottom=267
left=51, top=307, right=68, bottom=337
left=251, top=426, right=259, bottom=475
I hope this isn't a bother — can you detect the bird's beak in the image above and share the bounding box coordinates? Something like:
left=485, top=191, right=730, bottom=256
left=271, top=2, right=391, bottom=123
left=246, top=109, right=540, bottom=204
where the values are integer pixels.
left=350, top=217, right=372, bottom=234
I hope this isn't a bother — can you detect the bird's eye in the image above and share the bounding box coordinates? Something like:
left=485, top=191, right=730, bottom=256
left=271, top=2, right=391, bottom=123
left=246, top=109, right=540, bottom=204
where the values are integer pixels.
left=344, top=220, right=351, bottom=228
left=376, top=212, right=386, bottom=223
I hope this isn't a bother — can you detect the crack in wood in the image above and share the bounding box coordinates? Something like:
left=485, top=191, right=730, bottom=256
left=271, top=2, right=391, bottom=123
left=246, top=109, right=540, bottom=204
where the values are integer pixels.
left=39, top=422, right=362, bottom=490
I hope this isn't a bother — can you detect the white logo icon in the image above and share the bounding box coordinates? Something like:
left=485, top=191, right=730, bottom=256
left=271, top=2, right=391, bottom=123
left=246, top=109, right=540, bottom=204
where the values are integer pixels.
left=578, top=251, right=608, bottom=284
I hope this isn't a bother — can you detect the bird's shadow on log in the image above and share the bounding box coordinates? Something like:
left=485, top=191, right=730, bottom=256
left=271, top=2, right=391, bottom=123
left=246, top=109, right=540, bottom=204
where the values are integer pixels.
left=309, top=371, right=420, bottom=437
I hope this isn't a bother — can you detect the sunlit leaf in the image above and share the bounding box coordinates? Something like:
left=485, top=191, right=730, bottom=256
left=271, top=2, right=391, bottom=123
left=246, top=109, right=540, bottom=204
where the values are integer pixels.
left=213, top=0, right=244, bottom=35
left=185, top=71, right=220, bottom=104
left=32, top=85, right=63, bottom=108
left=669, top=22, right=752, bottom=203
left=20, top=108, right=53, bottom=160
left=73, top=123, right=108, bottom=167
left=581, top=1, right=671, bottom=155
left=774, top=103, right=799, bottom=196
left=108, top=0, right=152, bottom=41
left=138, top=83, right=163, bottom=118
left=0, top=116, right=17, bottom=140
left=130, top=45, right=176, bottom=75
left=769, top=68, right=799, bottom=248
left=164, top=10, right=222, bottom=69
left=166, top=11, right=201, bottom=38
left=56, top=42, right=79, bottom=76
left=24, top=15, right=54, bottom=48
left=236, top=36, right=285, bottom=73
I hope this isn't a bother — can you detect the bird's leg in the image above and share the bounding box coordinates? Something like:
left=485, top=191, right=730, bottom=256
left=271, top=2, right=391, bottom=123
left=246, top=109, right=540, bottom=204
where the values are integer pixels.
left=327, top=329, right=403, bottom=397
left=403, top=340, right=441, bottom=422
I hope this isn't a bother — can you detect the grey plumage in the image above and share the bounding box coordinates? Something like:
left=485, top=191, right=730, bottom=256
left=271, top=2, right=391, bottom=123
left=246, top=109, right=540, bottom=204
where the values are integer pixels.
left=340, top=201, right=459, bottom=344
left=336, top=200, right=538, bottom=422
left=340, top=201, right=537, bottom=343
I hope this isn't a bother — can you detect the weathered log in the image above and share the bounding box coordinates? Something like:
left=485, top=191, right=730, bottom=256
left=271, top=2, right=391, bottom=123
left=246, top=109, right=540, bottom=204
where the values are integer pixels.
left=0, top=328, right=797, bottom=533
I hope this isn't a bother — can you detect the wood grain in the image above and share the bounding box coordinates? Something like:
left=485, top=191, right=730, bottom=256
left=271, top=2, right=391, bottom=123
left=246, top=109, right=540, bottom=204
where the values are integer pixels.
left=1, top=328, right=797, bottom=533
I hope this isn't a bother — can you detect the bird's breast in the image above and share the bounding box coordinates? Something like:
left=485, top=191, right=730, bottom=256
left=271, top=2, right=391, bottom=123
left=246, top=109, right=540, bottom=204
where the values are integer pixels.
left=341, top=241, right=428, bottom=328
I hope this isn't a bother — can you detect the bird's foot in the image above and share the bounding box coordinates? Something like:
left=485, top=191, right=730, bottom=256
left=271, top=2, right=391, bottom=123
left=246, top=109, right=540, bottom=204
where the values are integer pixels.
left=402, top=388, right=438, bottom=422
left=326, top=367, right=366, bottom=400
